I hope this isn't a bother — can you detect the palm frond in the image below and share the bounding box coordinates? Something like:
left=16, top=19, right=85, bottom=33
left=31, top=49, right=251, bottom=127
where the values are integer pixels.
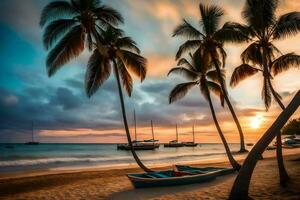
left=46, top=25, right=84, bottom=76
left=117, top=50, right=147, bottom=81
left=117, top=59, right=133, bottom=96
left=214, top=22, right=250, bottom=43
left=199, top=3, right=224, bottom=36
left=167, top=67, right=198, bottom=81
left=206, top=81, right=225, bottom=106
left=115, top=37, right=140, bottom=54
left=230, top=64, right=259, bottom=87
left=207, top=69, right=225, bottom=84
left=85, top=49, right=111, bottom=97
left=173, top=20, right=203, bottom=39
left=43, top=19, right=77, bottom=50
left=271, top=53, right=300, bottom=75
left=262, top=77, right=272, bottom=110
left=242, top=0, right=277, bottom=32
left=177, top=58, right=195, bottom=71
left=40, top=1, right=76, bottom=27
left=241, top=42, right=262, bottom=65
left=175, top=40, right=202, bottom=60
left=169, top=82, right=197, bottom=104
left=94, top=5, right=124, bottom=26
left=273, top=12, right=300, bottom=39
left=216, top=44, right=227, bottom=68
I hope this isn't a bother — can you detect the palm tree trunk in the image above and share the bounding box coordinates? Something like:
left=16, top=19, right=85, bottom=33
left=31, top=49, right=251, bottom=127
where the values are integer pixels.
left=211, top=56, right=246, bottom=152
left=203, top=85, right=241, bottom=171
left=267, top=77, right=290, bottom=186
left=229, top=90, right=300, bottom=200
left=113, top=59, right=153, bottom=172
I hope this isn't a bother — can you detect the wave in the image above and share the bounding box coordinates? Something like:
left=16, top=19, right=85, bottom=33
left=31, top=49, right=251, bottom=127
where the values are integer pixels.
left=0, top=151, right=227, bottom=168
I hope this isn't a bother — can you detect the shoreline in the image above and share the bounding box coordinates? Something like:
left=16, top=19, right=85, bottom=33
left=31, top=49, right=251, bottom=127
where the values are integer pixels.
left=0, top=148, right=299, bottom=199
left=1, top=147, right=299, bottom=180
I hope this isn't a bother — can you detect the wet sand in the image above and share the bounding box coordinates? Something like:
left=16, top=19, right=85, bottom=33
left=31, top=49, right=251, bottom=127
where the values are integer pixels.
left=0, top=148, right=299, bottom=200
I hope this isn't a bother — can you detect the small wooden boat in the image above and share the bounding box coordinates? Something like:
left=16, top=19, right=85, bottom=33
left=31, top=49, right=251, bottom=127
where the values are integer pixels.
left=175, top=165, right=235, bottom=176
left=127, top=170, right=217, bottom=188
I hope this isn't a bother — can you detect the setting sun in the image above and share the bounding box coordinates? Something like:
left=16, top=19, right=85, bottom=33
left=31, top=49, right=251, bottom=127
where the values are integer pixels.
left=250, top=114, right=264, bottom=129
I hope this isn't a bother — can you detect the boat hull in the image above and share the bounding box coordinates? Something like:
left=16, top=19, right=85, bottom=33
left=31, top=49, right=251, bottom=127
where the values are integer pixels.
left=117, top=144, right=159, bottom=150
left=164, top=143, right=184, bottom=147
left=175, top=165, right=235, bottom=176
left=127, top=170, right=216, bottom=188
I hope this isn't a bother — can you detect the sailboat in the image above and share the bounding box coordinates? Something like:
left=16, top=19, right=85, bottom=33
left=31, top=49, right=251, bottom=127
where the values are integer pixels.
left=164, top=124, right=184, bottom=147
left=25, top=121, right=39, bottom=145
left=117, top=111, right=159, bottom=150
left=183, top=124, right=198, bottom=147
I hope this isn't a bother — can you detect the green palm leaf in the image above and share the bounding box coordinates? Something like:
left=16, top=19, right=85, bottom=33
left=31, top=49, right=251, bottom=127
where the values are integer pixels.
left=40, top=1, right=76, bottom=27
left=271, top=53, right=300, bottom=75
left=43, top=19, right=77, bottom=50
left=46, top=25, right=84, bottom=76
left=85, top=49, right=111, bottom=97
left=169, top=82, right=198, bottom=104
left=230, top=64, right=259, bottom=87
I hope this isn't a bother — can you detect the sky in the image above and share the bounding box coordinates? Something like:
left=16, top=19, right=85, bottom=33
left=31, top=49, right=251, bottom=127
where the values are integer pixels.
left=0, top=0, right=299, bottom=143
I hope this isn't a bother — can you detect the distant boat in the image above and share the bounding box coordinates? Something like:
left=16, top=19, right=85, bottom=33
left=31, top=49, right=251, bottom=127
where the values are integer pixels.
left=25, top=121, right=40, bottom=145
left=117, top=112, right=159, bottom=150
left=183, top=124, right=198, bottom=147
left=246, top=143, right=254, bottom=146
left=127, top=166, right=234, bottom=188
left=164, top=124, right=184, bottom=148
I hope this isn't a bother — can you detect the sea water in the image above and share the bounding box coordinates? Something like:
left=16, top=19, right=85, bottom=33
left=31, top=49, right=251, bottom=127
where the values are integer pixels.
left=0, top=143, right=242, bottom=173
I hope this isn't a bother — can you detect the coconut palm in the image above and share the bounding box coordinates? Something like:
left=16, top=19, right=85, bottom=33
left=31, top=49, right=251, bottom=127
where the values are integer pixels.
left=229, top=90, right=300, bottom=200
left=225, top=0, right=300, bottom=185
left=40, top=0, right=152, bottom=172
left=168, top=51, right=241, bottom=170
left=172, top=3, right=247, bottom=152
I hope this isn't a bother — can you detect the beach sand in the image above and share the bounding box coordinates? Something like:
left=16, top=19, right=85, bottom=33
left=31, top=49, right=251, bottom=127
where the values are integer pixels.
left=0, top=148, right=299, bottom=200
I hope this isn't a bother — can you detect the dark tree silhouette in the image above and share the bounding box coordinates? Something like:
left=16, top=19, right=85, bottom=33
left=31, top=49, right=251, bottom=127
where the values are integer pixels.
left=40, top=0, right=152, bottom=172
left=173, top=3, right=247, bottom=152
left=168, top=51, right=241, bottom=170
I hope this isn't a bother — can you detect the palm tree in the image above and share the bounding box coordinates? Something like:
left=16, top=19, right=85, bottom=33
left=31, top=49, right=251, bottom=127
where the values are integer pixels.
left=172, top=3, right=247, bottom=152
left=225, top=0, right=300, bottom=185
left=229, top=90, right=300, bottom=200
left=168, top=51, right=241, bottom=170
left=40, top=0, right=152, bottom=172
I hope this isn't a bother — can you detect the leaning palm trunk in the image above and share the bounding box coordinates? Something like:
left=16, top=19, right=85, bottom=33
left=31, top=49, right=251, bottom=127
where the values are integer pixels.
left=267, top=77, right=290, bottom=186
left=113, top=60, right=153, bottom=172
left=204, top=85, right=241, bottom=171
left=211, top=56, right=246, bottom=152
left=229, top=90, right=300, bottom=200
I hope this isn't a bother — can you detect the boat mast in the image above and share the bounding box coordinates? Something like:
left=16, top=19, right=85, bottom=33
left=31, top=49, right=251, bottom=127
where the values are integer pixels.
left=192, top=124, right=195, bottom=143
left=176, top=124, right=178, bottom=142
left=151, top=120, right=154, bottom=143
left=31, top=121, right=34, bottom=142
left=134, top=110, right=137, bottom=141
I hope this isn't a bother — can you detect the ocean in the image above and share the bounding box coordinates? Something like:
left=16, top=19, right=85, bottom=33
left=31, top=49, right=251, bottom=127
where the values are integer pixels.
left=0, top=143, right=242, bottom=173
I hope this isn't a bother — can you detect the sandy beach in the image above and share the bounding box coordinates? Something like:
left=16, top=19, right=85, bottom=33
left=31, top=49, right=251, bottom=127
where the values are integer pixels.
left=0, top=148, right=299, bottom=200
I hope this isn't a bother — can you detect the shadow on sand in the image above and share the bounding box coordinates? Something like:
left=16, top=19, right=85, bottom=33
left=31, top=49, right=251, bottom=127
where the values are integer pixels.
left=106, top=173, right=237, bottom=200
